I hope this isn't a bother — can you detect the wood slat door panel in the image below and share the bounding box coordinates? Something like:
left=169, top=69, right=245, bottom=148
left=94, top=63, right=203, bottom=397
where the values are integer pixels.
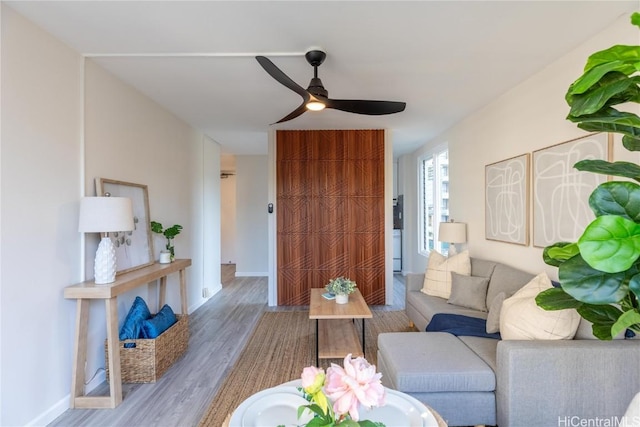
left=276, top=129, right=385, bottom=306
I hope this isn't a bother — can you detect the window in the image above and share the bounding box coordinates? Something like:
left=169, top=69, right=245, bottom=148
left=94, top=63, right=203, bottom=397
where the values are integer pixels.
left=418, top=146, right=449, bottom=256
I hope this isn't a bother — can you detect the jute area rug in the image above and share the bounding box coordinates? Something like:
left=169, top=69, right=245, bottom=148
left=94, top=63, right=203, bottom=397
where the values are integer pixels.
left=198, top=310, right=415, bottom=427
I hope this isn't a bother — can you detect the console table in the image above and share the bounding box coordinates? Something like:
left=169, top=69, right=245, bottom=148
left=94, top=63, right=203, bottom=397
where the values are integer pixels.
left=64, top=259, right=191, bottom=409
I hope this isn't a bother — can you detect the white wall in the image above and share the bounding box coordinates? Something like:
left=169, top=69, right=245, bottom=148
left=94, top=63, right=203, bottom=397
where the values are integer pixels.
left=235, top=155, right=268, bottom=276
left=401, top=13, right=639, bottom=277
left=203, top=136, right=222, bottom=293
left=1, top=5, right=83, bottom=426
left=1, top=5, right=221, bottom=425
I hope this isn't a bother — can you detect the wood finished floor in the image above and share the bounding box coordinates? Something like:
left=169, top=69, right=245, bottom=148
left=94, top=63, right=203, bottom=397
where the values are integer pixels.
left=49, top=265, right=406, bottom=427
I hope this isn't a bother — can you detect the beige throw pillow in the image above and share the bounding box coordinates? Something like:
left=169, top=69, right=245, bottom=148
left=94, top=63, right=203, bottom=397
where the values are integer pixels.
left=500, top=272, right=580, bottom=340
left=421, top=250, right=471, bottom=299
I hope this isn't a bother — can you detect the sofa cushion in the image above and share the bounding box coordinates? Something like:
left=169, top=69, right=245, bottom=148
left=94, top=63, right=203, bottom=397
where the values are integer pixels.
left=486, top=292, right=507, bottom=334
left=448, top=272, right=490, bottom=311
left=500, top=273, right=580, bottom=340
left=377, top=332, right=495, bottom=393
left=422, top=250, right=471, bottom=299
left=470, top=258, right=498, bottom=279
left=408, top=291, right=488, bottom=326
left=459, top=336, right=498, bottom=372
left=485, top=263, right=535, bottom=310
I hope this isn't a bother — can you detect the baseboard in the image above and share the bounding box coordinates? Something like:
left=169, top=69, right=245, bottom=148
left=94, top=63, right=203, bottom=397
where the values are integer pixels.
left=235, top=271, right=268, bottom=277
left=25, top=394, right=69, bottom=427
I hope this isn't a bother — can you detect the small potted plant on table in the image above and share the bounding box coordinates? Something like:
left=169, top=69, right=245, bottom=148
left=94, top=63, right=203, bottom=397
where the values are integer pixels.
left=151, top=221, right=183, bottom=263
left=326, top=277, right=357, bottom=304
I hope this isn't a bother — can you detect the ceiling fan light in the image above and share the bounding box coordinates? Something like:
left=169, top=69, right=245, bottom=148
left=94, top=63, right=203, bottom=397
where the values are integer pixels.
left=306, top=101, right=325, bottom=111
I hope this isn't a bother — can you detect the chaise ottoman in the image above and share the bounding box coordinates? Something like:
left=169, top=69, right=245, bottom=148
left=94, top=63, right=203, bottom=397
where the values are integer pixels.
left=377, top=332, right=496, bottom=426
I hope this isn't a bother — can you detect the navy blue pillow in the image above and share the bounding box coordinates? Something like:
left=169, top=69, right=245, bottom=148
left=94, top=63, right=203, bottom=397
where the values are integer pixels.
left=119, top=296, right=151, bottom=341
left=141, top=304, right=177, bottom=339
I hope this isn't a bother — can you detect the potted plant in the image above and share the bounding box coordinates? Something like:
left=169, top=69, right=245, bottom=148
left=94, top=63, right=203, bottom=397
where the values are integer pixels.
left=326, top=277, right=357, bottom=304
left=151, top=221, right=183, bottom=263
left=535, top=12, right=640, bottom=340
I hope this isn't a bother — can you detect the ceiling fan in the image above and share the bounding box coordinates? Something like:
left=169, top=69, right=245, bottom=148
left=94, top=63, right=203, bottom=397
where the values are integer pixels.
left=256, top=50, right=406, bottom=124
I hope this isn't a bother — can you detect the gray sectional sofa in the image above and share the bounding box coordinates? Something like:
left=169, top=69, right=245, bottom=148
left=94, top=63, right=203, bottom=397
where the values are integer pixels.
left=377, top=257, right=640, bottom=427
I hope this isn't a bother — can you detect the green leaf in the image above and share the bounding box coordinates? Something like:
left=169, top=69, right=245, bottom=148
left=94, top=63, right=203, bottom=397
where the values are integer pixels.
left=299, top=403, right=329, bottom=422
left=633, top=12, right=640, bottom=28
left=575, top=159, right=640, bottom=181
left=569, top=108, right=640, bottom=139
left=569, top=58, right=638, bottom=96
left=559, top=254, right=629, bottom=303
left=583, top=45, right=640, bottom=73
left=358, top=422, right=385, bottom=427
left=543, top=242, right=578, bottom=267
left=150, top=221, right=163, bottom=234
left=578, top=215, right=640, bottom=273
left=577, top=303, right=624, bottom=340
left=164, top=224, right=183, bottom=239
left=536, top=287, right=582, bottom=310
left=306, top=418, right=332, bottom=427
left=611, top=309, right=640, bottom=337
left=589, top=181, right=640, bottom=221
left=630, top=273, right=640, bottom=300
left=569, top=73, right=640, bottom=116
left=622, top=135, right=640, bottom=152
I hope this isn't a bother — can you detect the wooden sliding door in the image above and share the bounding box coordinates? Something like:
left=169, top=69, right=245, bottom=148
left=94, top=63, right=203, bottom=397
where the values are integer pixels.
left=276, top=129, right=385, bottom=305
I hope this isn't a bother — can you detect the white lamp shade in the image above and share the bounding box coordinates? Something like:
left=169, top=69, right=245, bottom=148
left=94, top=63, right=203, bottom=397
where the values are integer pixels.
left=438, top=222, right=466, bottom=244
left=78, top=197, right=134, bottom=233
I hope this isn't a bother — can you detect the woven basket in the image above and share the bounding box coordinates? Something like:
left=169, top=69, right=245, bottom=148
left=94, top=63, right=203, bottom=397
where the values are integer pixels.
left=105, top=314, right=189, bottom=383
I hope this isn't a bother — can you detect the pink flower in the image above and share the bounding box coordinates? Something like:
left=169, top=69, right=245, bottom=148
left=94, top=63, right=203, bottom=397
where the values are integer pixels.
left=301, top=366, right=325, bottom=395
left=324, top=354, right=386, bottom=421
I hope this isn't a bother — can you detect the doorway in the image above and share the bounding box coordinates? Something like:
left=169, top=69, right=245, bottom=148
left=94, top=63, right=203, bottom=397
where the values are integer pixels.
left=220, top=154, right=237, bottom=269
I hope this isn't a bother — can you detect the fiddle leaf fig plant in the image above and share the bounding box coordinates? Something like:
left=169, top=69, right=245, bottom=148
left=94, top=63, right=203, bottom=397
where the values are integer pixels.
left=535, top=12, right=640, bottom=340
left=151, top=221, right=183, bottom=261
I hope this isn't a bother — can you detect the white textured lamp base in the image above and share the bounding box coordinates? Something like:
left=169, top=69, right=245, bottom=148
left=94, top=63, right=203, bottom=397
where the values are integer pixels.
left=448, top=244, right=458, bottom=256
left=94, top=236, right=117, bottom=284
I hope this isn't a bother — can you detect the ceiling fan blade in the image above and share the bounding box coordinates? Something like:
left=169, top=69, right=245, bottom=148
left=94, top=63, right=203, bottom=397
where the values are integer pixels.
left=256, top=56, right=309, bottom=100
left=325, top=99, right=406, bottom=115
left=274, top=102, right=308, bottom=124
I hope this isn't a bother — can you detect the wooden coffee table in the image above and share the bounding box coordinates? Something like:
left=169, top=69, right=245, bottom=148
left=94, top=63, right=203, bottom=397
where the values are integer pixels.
left=309, top=288, right=373, bottom=367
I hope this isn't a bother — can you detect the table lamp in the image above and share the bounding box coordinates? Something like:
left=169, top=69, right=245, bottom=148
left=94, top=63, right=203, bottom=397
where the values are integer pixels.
left=438, top=221, right=467, bottom=256
left=79, top=196, right=134, bottom=284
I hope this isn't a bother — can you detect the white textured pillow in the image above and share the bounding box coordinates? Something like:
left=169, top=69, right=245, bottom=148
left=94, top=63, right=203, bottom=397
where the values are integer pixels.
left=500, top=272, right=580, bottom=340
left=421, top=250, right=471, bottom=299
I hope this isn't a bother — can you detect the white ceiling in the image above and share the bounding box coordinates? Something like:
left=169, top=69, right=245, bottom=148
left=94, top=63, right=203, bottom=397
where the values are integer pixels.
left=6, top=1, right=639, bottom=158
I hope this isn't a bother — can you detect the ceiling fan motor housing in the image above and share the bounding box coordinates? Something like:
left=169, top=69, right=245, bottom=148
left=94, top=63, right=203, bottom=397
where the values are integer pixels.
left=307, top=77, right=328, bottom=98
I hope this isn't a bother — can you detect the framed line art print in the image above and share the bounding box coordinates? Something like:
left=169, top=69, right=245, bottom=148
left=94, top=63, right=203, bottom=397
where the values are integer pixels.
left=485, top=153, right=530, bottom=245
left=532, top=132, right=612, bottom=248
left=96, top=178, right=155, bottom=274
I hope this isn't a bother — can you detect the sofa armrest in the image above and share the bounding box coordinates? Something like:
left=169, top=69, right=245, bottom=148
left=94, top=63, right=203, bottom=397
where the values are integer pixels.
left=496, top=339, right=640, bottom=427
left=405, top=273, right=424, bottom=310
left=405, top=273, right=425, bottom=292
